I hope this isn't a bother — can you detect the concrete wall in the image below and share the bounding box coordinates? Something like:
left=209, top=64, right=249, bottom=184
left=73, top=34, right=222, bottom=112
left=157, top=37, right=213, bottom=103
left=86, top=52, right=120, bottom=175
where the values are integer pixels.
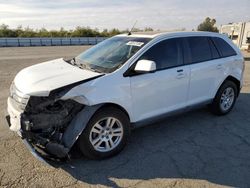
left=0, top=37, right=107, bottom=47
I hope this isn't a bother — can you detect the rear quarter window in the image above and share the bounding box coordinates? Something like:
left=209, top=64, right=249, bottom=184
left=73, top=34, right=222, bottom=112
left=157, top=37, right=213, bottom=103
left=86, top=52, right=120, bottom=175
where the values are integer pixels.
left=212, top=37, right=237, bottom=57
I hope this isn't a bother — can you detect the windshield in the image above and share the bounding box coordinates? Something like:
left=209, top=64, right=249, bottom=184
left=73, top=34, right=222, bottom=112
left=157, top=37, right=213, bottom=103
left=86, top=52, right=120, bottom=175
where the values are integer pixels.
left=74, top=36, right=151, bottom=73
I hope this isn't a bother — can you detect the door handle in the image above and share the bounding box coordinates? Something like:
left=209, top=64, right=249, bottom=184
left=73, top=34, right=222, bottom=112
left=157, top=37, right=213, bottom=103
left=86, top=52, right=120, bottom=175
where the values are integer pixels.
left=177, top=69, right=183, bottom=72
left=176, top=73, right=185, bottom=79
left=216, top=64, right=222, bottom=69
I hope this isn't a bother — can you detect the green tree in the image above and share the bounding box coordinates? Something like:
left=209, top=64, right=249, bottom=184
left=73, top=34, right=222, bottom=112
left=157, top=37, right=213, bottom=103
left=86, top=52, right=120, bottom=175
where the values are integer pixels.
left=71, top=26, right=98, bottom=37
left=131, top=27, right=142, bottom=32
left=144, top=27, right=153, bottom=32
left=58, top=27, right=69, bottom=37
left=0, top=24, right=18, bottom=37
left=108, top=28, right=121, bottom=36
left=18, top=27, right=36, bottom=37
left=37, top=28, right=50, bottom=37
left=197, top=17, right=219, bottom=32
left=0, top=24, right=136, bottom=37
left=15, top=25, right=24, bottom=37
left=101, top=29, right=109, bottom=37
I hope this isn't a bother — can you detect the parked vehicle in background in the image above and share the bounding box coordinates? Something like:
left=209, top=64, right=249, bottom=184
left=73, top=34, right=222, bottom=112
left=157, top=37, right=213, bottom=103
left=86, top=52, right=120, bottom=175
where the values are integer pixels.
left=6, top=31, right=244, bottom=162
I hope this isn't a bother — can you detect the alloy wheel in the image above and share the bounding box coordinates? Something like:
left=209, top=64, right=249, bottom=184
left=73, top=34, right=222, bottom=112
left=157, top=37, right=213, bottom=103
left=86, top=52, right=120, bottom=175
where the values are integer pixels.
left=89, top=117, right=124, bottom=152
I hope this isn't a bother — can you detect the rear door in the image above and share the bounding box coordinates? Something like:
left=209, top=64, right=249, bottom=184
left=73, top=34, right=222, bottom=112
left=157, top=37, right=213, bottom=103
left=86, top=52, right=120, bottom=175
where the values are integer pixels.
left=129, top=38, right=190, bottom=122
left=211, top=36, right=242, bottom=86
left=184, top=36, right=224, bottom=106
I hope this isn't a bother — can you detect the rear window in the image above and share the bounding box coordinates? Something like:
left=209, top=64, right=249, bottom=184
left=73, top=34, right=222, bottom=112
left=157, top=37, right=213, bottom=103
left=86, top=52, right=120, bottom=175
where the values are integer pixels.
left=212, top=37, right=237, bottom=57
left=186, top=36, right=212, bottom=63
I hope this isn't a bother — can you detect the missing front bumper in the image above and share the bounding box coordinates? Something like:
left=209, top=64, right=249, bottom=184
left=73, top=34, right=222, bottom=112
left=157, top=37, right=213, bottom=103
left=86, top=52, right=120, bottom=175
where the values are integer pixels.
left=5, top=115, right=68, bottom=166
left=6, top=103, right=102, bottom=165
left=22, top=139, right=51, bottom=166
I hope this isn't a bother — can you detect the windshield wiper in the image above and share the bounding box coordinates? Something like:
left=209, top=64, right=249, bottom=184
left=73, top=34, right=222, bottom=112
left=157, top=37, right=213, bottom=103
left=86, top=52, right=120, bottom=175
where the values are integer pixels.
left=67, top=57, right=77, bottom=66
left=78, top=63, right=102, bottom=73
left=72, top=58, right=103, bottom=73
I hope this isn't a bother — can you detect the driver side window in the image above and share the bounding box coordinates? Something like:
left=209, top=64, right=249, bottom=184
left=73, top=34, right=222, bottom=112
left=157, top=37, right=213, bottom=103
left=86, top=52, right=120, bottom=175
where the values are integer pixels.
left=139, top=38, right=183, bottom=70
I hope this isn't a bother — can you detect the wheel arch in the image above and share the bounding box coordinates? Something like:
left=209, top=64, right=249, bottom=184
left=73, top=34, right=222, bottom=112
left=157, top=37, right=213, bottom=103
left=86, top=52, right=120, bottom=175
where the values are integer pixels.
left=210, top=75, right=240, bottom=115
left=224, top=75, right=241, bottom=97
left=61, top=102, right=131, bottom=150
left=215, top=75, right=241, bottom=98
left=96, top=103, right=131, bottom=122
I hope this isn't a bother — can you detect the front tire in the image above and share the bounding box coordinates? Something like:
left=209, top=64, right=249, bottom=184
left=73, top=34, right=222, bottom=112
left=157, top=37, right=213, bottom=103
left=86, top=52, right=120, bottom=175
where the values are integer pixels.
left=210, top=80, right=238, bottom=115
left=78, top=107, right=130, bottom=159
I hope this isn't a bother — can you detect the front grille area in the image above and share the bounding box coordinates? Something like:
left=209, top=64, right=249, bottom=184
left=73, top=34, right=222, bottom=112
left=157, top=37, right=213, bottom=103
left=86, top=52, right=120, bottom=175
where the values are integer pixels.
left=10, top=83, right=29, bottom=110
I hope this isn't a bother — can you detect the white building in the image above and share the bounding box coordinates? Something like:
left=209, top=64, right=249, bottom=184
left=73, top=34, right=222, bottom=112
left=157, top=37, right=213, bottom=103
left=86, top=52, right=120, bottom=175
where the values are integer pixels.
left=220, top=22, right=250, bottom=50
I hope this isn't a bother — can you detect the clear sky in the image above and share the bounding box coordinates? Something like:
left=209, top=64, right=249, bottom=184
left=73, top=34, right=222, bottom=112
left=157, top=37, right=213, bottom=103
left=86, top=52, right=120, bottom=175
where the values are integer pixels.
left=0, top=0, right=249, bottom=31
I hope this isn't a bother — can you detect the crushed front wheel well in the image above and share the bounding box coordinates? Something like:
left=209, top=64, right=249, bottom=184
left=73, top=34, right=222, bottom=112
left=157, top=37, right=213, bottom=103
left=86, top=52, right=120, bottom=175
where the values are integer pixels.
left=61, top=103, right=131, bottom=151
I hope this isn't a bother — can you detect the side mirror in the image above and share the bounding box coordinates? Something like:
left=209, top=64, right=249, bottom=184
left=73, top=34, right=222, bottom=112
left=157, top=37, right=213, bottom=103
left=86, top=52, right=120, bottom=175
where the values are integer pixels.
left=134, top=60, right=156, bottom=73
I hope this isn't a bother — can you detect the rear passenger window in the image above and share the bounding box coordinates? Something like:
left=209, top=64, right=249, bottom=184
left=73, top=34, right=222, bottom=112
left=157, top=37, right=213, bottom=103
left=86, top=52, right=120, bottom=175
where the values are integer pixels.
left=186, top=37, right=212, bottom=63
left=140, top=38, right=183, bottom=70
left=212, top=37, right=237, bottom=57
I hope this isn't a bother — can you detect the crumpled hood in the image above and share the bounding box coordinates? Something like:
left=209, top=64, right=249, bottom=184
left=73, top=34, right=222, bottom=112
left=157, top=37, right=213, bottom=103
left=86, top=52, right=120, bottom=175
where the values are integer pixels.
left=14, top=58, right=102, bottom=96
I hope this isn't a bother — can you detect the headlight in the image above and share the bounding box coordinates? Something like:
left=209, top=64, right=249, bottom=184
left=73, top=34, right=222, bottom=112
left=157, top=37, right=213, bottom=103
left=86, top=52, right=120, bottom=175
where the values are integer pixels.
left=10, top=82, right=30, bottom=110
left=10, top=82, right=15, bottom=96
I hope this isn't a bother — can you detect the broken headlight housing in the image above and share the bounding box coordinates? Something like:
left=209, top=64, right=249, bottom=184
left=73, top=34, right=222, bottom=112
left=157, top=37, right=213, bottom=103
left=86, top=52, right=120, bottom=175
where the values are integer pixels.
left=10, top=82, right=30, bottom=110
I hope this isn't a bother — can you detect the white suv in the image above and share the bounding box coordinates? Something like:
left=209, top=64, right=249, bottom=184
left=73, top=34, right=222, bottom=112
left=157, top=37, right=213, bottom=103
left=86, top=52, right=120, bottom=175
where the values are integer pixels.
left=6, top=32, right=244, bottom=162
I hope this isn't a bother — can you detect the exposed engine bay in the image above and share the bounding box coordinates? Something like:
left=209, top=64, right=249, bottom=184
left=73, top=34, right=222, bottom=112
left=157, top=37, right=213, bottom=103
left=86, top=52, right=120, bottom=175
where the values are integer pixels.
left=21, top=96, right=83, bottom=159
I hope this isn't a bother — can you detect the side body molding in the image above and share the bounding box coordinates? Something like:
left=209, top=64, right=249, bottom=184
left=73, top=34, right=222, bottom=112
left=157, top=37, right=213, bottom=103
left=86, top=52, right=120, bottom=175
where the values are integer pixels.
left=62, top=104, right=103, bottom=149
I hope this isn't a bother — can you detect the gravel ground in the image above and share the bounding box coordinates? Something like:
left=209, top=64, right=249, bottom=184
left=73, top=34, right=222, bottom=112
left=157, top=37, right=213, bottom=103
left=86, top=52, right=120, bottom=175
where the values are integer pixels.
left=0, top=46, right=250, bottom=188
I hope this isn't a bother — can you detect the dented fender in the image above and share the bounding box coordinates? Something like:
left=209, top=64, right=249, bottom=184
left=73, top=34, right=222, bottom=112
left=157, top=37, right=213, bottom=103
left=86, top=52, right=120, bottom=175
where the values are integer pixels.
left=62, top=104, right=103, bottom=149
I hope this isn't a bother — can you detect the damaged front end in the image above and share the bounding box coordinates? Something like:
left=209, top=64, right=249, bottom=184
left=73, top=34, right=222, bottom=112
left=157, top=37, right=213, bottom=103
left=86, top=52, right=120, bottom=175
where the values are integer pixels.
left=20, top=97, right=83, bottom=159
left=6, top=83, right=86, bottom=163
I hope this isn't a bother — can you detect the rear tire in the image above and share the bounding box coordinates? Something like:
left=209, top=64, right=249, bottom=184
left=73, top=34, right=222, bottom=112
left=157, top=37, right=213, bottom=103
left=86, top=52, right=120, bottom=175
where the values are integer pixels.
left=78, top=107, right=130, bottom=159
left=210, top=80, right=238, bottom=115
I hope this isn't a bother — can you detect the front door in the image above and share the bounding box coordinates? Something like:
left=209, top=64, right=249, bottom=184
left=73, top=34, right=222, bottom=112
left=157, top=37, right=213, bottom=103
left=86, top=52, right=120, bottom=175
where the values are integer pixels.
left=130, top=38, right=190, bottom=122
